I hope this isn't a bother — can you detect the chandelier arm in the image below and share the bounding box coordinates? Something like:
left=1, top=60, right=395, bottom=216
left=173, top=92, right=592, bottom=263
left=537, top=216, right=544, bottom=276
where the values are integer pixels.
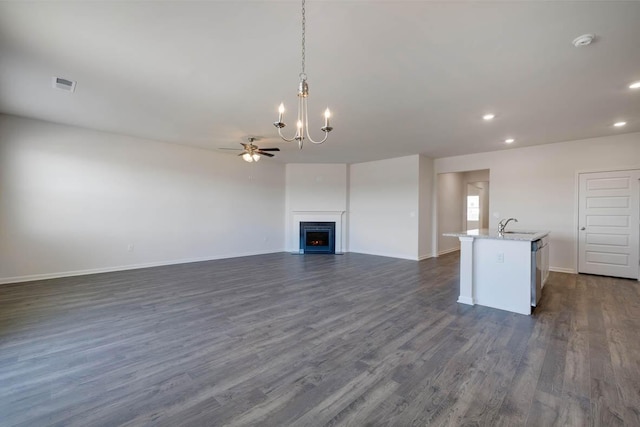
left=302, top=98, right=329, bottom=144
left=307, top=132, right=329, bottom=145
left=277, top=127, right=299, bottom=143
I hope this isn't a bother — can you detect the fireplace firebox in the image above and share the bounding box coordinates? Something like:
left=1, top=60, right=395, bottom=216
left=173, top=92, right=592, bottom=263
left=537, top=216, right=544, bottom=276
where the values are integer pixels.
left=299, top=222, right=335, bottom=254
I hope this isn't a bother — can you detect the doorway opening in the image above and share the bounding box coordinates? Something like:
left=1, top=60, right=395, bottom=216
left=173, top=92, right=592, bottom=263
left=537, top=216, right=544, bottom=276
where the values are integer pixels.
left=436, top=169, right=490, bottom=256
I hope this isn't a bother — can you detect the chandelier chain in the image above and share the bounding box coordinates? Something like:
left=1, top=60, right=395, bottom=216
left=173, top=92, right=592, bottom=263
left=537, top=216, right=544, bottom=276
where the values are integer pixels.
left=301, top=0, right=306, bottom=76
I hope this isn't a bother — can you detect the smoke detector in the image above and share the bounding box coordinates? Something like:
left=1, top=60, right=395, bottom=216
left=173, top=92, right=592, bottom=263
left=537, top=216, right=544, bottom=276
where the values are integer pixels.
left=52, top=77, right=77, bottom=93
left=573, top=34, right=595, bottom=47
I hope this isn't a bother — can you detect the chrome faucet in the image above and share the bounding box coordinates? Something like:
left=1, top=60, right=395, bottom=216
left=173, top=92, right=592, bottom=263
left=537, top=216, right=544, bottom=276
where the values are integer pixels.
left=498, top=218, right=518, bottom=234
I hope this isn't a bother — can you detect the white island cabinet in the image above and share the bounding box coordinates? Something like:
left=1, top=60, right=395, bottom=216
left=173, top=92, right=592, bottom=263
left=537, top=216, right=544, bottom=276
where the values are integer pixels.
left=443, top=229, right=550, bottom=315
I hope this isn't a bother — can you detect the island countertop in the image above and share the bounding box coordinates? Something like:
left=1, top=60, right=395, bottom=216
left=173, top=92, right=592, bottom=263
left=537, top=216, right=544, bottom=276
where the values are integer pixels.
left=443, top=229, right=550, bottom=241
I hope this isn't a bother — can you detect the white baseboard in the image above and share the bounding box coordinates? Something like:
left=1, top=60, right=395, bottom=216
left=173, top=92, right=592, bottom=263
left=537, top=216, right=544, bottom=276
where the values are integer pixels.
left=457, top=296, right=474, bottom=305
left=0, top=250, right=283, bottom=285
left=438, top=247, right=460, bottom=256
left=418, top=253, right=434, bottom=261
left=2, top=252, right=580, bottom=285
left=549, top=267, right=576, bottom=274
left=348, top=250, right=418, bottom=261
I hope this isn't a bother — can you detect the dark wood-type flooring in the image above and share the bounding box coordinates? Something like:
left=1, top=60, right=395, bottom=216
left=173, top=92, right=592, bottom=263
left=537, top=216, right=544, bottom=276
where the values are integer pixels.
left=1, top=252, right=639, bottom=426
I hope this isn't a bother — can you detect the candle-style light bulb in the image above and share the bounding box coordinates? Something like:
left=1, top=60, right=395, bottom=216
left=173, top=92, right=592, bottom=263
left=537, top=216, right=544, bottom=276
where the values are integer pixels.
left=324, top=108, right=331, bottom=127
left=278, top=103, right=285, bottom=123
left=296, top=120, right=303, bottom=138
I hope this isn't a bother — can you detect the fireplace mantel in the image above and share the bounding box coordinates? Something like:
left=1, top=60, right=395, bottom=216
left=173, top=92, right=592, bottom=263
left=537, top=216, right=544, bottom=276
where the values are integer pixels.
left=289, top=211, right=346, bottom=254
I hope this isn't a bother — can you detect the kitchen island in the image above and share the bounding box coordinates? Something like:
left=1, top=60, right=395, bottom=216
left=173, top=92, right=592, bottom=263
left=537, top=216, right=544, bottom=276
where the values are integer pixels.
left=443, top=229, right=550, bottom=315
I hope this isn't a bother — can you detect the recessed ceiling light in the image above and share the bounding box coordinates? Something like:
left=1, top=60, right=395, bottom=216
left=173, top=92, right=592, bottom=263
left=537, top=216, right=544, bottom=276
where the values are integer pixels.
left=614, top=121, right=627, bottom=127
left=483, top=114, right=495, bottom=121
left=505, top=138, right=515, bottom=144
left=629, top=81, right=640, bottom=89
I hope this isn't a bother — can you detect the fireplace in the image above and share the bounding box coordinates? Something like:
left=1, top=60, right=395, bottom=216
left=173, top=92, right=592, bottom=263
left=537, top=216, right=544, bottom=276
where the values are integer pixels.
left=299, top=222, right=336, bottom=254
left=290, top=211, right=344, bottom=254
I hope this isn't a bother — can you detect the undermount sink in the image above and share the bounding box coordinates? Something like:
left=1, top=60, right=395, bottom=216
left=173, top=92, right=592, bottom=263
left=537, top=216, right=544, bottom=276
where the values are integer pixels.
left=502, top=231, right=537, bottom=234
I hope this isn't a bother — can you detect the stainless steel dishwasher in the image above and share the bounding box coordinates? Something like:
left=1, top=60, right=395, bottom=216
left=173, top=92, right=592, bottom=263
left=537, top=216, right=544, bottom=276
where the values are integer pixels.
left=531, top=236, right=549, bottom=307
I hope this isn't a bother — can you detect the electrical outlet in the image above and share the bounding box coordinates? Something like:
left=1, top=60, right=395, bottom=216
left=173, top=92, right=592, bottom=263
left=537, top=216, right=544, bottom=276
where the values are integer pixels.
left=127, top=244, right=134, bottom=252
left=496, top=253, right=504, bottom=263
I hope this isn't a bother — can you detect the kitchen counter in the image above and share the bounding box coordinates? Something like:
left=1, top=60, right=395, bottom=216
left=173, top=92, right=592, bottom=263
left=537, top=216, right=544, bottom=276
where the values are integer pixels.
left=443, top=229, right=550, bottom=241
left=444, top=229, right=550, bottom=315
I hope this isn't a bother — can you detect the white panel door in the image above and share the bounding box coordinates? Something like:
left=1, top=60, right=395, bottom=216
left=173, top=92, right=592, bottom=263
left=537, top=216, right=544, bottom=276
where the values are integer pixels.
left=578, top=170, right=640, bottom=279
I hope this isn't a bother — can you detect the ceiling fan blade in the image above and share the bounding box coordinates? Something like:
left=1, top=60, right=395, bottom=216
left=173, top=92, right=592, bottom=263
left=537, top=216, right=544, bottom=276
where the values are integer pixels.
left=258, top=148, right=280, bottom=151
left=257, top=151, right=275, bottom=157
left=218, top=147, right=242, bottom=151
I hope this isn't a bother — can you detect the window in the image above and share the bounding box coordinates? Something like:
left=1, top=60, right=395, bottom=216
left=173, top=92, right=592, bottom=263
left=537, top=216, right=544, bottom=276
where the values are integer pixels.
left=467, top=195, right=480, bottom=221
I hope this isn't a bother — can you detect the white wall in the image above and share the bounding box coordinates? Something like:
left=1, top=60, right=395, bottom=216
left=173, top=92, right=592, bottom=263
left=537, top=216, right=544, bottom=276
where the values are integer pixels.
left=477, top=182, right=489, bottom=229
left=435, top=132, right=640, bottom=273
left=418, top=155, right=434, bottom=259
left=462, top=170, right=490, bottom=230
left=466, top=184, right=481, bottom=230
left=349, top=155, right=420, bottom=260
left=437, top=172, right=465, bottom=254
left=285, top=163, right=347, bottom=252
left=7, top=117, right=633, bottom=280
left=285, top=164, right=347, bottom=212
left=0, top=114, right=286, bottom=283
left=463, top=170, right=490, bottom=184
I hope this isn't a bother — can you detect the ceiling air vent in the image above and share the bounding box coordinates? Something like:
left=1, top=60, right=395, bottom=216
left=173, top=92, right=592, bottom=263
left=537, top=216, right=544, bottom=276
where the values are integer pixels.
left=572, top=34, right=595, bottom=47
left=52, top=77, right=77, bottom=93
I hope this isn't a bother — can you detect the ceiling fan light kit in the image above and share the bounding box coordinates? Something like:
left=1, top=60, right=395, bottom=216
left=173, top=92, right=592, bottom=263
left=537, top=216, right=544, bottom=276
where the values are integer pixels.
left=242, top=152, right=260, bottom=163
left=273, top=0, right=333, bottom=149
left=236, top=137, right=280, bottom=163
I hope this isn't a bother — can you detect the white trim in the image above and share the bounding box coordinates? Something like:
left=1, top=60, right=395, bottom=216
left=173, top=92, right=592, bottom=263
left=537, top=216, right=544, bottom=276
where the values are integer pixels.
left=573, top=170, right=580, bottom=275
left=348, top=250, right=418, bottom=261
left=0, top=250, right=282, bottom=285
left=549, top=267, right=576, bottom=274
left=575, top=165, right=640, bottom=175
left=418, top=253, right=434, bottom=261
left=457, top=296, right=474, bottom=305
left=438, top=247, right=460, bottom=256
left=457, top=236, right=475, bottom=306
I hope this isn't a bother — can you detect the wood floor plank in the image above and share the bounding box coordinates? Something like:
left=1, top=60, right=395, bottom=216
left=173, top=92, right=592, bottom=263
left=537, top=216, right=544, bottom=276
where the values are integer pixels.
left=1, top=252, right=639, bottom=426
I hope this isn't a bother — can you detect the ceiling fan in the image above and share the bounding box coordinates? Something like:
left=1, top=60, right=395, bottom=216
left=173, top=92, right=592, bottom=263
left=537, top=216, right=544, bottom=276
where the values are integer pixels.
left=219, top=137, right=280, bottom=162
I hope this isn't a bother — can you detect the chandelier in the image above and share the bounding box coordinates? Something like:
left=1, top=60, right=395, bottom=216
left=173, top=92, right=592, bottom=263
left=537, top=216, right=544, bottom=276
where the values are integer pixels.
left=273, top=0, right=333, bottom=149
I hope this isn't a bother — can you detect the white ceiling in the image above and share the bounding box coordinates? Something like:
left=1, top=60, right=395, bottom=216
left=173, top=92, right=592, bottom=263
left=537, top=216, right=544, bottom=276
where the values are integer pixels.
left=1, top=1, right=639, bottom=164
